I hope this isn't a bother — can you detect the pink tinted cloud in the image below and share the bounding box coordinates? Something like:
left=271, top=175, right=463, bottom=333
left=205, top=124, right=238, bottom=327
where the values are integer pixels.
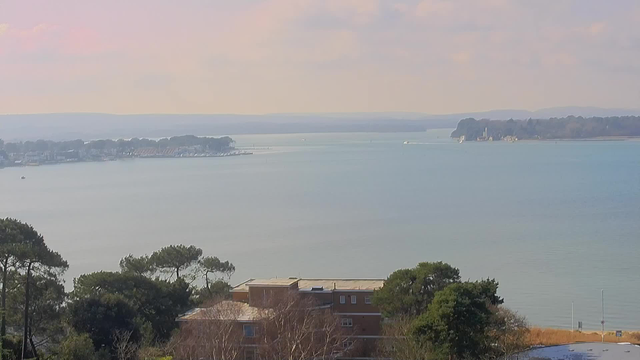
left=450, top=51, right=472, bottom=65
left=60, top=27, right=111, bottom=55
left=0, top=23, right=58, bottom=53
left=0, top=22, right=111, bottom=57
left=206, top=0, right=371, bottom=63
left=326, top=0, right=380, bottom=24
left=541, top=53, right=577, bottom=66
left=415, top=0, right=454, bottom=18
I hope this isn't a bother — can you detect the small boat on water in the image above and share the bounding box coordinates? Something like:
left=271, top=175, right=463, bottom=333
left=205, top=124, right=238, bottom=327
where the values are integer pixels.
left=21, top=176, right=26, bottom=180
left=403, top=141, right=410, bottom=145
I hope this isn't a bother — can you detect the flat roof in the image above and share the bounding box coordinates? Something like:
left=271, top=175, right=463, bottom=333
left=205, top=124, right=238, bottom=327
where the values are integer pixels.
left=232, top=278, right=299, bottom=291
left=177, top=301, right=271, bottom=322
left=247, top=278, right=299, bottom=287
left=230, top=278, right=254, bottom=292
left=298, top=279, right=385, bottom=291
left=232, top=278, right=384, bottom=292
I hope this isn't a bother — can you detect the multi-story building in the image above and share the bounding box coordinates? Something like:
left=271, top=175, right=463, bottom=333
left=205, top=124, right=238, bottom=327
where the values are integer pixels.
left=178, top=277, right=385, bottom=359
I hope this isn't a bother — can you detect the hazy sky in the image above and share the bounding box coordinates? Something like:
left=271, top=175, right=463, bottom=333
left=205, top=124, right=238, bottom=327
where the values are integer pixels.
left=1, top=0, right=639, bottom=114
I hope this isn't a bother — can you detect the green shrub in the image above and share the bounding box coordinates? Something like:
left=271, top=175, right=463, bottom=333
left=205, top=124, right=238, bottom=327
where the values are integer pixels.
left=58, top=333, right=96, bottom=360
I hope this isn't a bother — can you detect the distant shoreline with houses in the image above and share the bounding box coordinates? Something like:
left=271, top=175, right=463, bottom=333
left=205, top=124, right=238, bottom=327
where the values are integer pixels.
left=0, top=135, right=251, bottom=169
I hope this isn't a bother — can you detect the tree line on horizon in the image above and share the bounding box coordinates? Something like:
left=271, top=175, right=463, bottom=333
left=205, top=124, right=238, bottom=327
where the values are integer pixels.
left=0, top=135, right=235, bottom=157
left=451, top=115, right=640, bottom=140
left=1, top=218, right=529, bottom=360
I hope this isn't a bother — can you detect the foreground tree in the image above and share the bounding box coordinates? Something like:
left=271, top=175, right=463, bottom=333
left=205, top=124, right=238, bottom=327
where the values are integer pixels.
left=411, top=280, right=501, bottom=360
left=17, top=224, right=69, bottom=359
left=198, top=256, right=235, bottom=292
left=5, top=220, right=68, bottom=360
left=112, top=330, right=138, bottom=360
left=376, top=316, right=433, bottom=360
left=0, top=218, right=24, bottom=354
left=57, top=332, right=97, bottom=360
left=193, top=280, right=232, bottom=305
left=0, top=221, right=13, bottom=356
left=71, top=271, right=192, bottom=343
left=119, top=255, right=155, bottom=277
left=374, top=261, right=460, bottom=317
left=488, top=307, right=529, bottom=359
left=149, top=245, right=202, bottom=280
left=194, top=256, right=235, bottom=303
left=6, top=273, right=66, bottom=357
left=68, top=294, right=139, bottom=356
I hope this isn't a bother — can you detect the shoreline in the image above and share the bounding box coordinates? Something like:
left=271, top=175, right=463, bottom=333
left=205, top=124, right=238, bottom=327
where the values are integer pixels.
left=454, top=136, right=640, bottom=142
left=0, top=151, right=253, bottom=170
left=529, top=327, right=640, bottom=346
left=538, top=136, right=640, bottom=142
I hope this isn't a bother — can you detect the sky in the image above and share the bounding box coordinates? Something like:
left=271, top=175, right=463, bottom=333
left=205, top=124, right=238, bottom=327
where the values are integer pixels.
left=1, top=0, right=639, bottom=115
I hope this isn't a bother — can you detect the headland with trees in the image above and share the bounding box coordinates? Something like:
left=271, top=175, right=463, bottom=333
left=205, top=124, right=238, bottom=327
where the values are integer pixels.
left=451, top=115, right=640, bottom=141
left=0, top=135, right=249, bottom=168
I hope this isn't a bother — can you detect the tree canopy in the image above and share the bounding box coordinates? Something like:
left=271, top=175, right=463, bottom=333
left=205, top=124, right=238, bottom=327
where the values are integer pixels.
left=149, top=245, right=203, bottom=280
left=6, top=273, right=66, bottom=353
left=0, top=218, right=23, bottom=348
left=198, top=256, right=235, bottom=288
left=411, top=281, right=497, bottom=360
left=57, top=332, right=98, bottom=360
left=451, top=116, right=640, bottom=140
left=119, top=255, right=155, bottom=277
left=374, top=261, right=520, bottom=360
left=68, top=294, right=139, bottom=353
left=411, top=280, right=505, bottom=360
left=373, top=261, right=460, bottom=317
left=72, top=271, right=192, bottom=342
left=0, top=218, right=69, bottom=360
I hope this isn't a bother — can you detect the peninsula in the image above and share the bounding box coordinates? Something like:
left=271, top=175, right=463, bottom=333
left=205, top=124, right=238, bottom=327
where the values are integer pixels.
left=451, top=115, right=640, bottom=141
left=0, top=135, right=250, bottom=168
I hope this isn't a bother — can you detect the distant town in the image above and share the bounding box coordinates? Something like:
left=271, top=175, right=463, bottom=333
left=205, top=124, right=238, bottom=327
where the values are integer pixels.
left=0, top=135, right=251, bottom=168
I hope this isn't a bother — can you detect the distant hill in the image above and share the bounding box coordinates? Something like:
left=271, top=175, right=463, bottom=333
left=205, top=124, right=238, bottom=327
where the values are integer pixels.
left=1, top=107, right=639, bottom=141
left=451, top=116, right=640, bottom=141
left=424, top=107, right=640, bottom=121
left=0, top=113, right=446, bottom=141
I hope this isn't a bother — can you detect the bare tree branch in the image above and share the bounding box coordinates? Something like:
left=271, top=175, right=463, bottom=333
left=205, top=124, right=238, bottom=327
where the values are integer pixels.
left=257, top=291, right=353, bottom=360
left=113, top=329, right=138, bottom=360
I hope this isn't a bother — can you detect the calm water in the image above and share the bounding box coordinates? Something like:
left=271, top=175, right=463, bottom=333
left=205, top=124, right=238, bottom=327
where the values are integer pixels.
left=1, top=130, right=640, bottom=330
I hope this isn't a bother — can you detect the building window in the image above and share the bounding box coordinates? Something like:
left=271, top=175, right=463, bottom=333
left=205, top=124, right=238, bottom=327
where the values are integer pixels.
left=365, top=296, right=372, bottom=304
left=243, top=324, right=256, bottom=337
left=343, top=340, right=354, bottom=349
left=351, top=295, right=357, bottom=304
left=245, top=349, right=256, bottom=360
left=340, top=295, right=346, bottom=304
left=341, top=318, right=353, bottom=327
